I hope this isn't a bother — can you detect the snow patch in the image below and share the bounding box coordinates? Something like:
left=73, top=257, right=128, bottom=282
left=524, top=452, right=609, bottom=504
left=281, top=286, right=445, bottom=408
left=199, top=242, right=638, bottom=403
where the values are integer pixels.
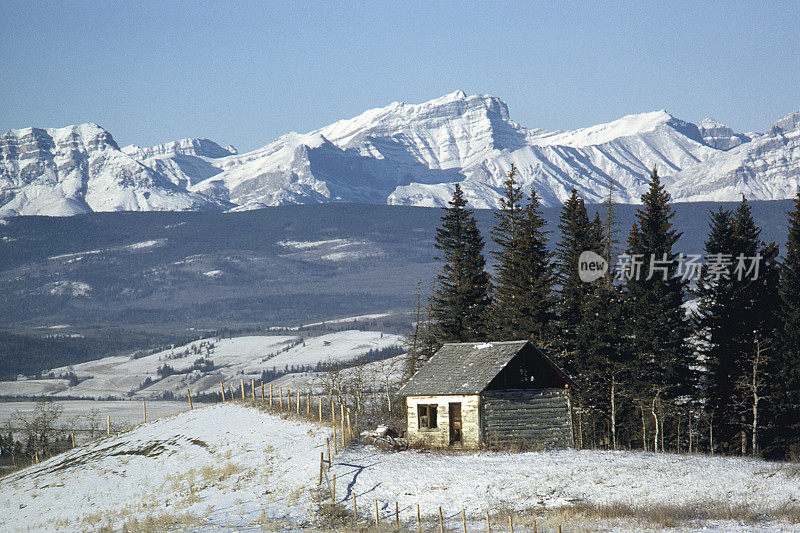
left=47, top=280, right=91, bottom=297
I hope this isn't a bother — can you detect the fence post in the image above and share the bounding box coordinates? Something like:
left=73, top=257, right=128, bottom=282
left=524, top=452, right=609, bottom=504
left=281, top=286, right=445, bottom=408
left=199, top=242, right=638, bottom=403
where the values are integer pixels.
left=270, top=384, right=273, bottom=408
left=375, top=499, right=380, bottom=525
left=187, top=388, right=193, bottom=410
left=306, top=392, right=310, bottom=417
left=318, top=396, right=322, bottom=421
left=71, top=432, right=75, bottom=448
left=340, top=404, right=345, bottom=445
left=261, top=383, right=265, bottom=403
left=220, top=382, right=226, bottom=402
left=485, top=510, right=490, bottom=533
left=332, top=473, right=336, bottom=503
left=319, top=451, right=324, bottom=485
left=296, top=390, right=300, bottom=414
left=396, top=501, right=400, bottom=528
left=142, top=400, right=147, bottom=423
left=251, top=379, right=255, bottom=402
left=417, top=504, right=422, bottom=532
left=438, top=506, right=444, bottom=533
left=327, top=437, right=331, bottom=465
left=106, top=415, right=110, bottom=437
left=240, top=379, right=245, bottom=401
left=280, top=387, right=283, bottom=409
left=508, top=514, right=514, bottom=533
left=462, top=509, right=466, bottom=533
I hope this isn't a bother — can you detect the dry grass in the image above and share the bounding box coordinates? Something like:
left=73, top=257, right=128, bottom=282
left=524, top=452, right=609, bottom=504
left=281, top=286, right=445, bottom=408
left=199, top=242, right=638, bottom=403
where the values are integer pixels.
left=509, top=499, right=800, bottom=531
left=118, top=511, right=201, bottom=533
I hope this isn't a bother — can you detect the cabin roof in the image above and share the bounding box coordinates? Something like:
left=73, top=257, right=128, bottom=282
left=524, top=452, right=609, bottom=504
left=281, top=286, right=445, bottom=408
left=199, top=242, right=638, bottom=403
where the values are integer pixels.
left=398, top=340, right=577, bottom=396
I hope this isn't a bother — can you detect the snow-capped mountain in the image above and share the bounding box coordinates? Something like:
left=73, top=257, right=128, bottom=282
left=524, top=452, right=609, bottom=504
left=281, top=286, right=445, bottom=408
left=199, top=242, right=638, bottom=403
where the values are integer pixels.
left=2, top=92, right=798, bottom=216
left=0, top=124, right=230, bottom=216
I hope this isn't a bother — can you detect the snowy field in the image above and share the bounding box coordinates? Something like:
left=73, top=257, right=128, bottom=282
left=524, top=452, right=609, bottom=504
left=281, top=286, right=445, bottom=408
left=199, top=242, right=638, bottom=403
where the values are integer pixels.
left=1, top=403, right=799, bottom=532
left=0, top=404, right=332, bottom=532
left=0, top=330, right=404, bottom=400
left=331, top=447, right=800, bottom=532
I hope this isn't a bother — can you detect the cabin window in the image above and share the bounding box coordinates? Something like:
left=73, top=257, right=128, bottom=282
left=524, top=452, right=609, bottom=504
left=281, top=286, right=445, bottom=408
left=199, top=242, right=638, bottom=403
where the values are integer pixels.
left=418, top=404, right=438, bottom=429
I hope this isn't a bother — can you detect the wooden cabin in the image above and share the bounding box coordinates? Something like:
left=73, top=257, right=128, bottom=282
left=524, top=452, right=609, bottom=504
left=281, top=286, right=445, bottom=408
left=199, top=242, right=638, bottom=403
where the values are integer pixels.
left=398, top=340, right=577, bottom=449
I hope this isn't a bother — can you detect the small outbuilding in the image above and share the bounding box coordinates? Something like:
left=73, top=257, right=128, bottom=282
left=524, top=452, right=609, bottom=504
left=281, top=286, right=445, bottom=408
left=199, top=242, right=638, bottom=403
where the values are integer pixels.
left=399, top=340, right=577, bottom=449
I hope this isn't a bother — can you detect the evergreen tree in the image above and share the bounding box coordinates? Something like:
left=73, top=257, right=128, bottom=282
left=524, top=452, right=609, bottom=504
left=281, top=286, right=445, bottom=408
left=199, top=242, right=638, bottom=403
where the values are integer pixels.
left=430, top=184, right=491, bottom=342
left=693, top=207, right=738, bottom=453
left=694, top=199, right=781, bottom=455
left=776, top=190, right=800, bottom=459
left=622, top=168, right=691, bottom=452
left=555, top=190, right=604, bottom=373
left=489, top=165, right=556, bottom=342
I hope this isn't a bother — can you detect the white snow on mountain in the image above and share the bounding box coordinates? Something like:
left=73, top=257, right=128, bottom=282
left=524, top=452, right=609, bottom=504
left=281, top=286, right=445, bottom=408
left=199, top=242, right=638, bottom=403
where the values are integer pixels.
left=0, top=124, right=229, bottom=216
left=2, top=94, right=799, bottom=216
left=667, top=111, right=800, bottom=202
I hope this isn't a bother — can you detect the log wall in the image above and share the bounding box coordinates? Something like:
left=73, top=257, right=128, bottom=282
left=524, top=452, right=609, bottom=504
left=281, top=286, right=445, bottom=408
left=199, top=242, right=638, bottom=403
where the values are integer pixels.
left=481, top=388, right=573, bottom=448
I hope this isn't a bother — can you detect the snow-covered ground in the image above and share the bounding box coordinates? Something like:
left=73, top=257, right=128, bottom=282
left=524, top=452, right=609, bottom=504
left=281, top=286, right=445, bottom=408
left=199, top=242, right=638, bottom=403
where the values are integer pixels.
left=332, top=447, right=800, bottom=532
left=0, top=330, right=404, bottom=400
left=0, top=404, right=332, bottom=532
left=2, top=402, right=799, bottom=532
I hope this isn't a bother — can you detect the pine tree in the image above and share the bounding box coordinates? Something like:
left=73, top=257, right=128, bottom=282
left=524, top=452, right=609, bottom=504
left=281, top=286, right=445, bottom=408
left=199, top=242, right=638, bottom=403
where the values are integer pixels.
left=555, top=190, right=604, bottom=373
left=622, top=168, right=691, bottom=452
left=430, top=184, right=491, bottom=342
left=694, top=207, right=739, bottom=453
left=776, top=190, right=800, bottom=459
left=694, top=199, right=781, bottom=455
left=489, top=165, right=555, bottom=342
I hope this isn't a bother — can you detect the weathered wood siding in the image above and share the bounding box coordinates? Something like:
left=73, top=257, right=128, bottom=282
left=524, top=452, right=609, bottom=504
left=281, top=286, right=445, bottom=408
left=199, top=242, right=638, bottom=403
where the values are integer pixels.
left=406, top=395, right=481, bottom=448
left=481, top=389, right=573, bottom=448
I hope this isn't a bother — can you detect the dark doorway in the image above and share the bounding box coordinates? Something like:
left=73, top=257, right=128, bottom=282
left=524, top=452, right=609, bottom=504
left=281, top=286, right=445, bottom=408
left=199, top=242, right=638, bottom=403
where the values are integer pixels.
left=449, top=402, right=462, bottom=445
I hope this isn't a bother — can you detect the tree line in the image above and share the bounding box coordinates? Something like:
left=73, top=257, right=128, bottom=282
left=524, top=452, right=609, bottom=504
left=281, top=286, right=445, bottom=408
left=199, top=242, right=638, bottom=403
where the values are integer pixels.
left=409, top=165, right=800, bottom=460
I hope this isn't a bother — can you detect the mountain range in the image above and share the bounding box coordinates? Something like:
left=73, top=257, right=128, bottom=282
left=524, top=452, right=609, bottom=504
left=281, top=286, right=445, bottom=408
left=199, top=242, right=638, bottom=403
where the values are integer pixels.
left=1, top=91, right=798, bottom=216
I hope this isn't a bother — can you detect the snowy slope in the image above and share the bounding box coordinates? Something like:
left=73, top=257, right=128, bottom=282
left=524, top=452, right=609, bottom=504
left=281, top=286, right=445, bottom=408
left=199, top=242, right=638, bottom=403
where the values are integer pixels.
left=0, top=330, right=404, bottom=399
left=3, top=404, right=798, bottom=532
left=0, top=404, right=332, bottom=531
left=667, top=111, right=800, bottom=202
left=122, top=138, right=237, bottom=189
left=0, top=125, right=230, bottom=216
left=3, top=94, right=799, bottom=216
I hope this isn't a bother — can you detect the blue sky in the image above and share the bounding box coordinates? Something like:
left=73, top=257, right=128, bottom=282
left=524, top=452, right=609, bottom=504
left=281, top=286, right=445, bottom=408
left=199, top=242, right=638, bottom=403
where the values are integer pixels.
left=1, top=1, right=798, bottom=152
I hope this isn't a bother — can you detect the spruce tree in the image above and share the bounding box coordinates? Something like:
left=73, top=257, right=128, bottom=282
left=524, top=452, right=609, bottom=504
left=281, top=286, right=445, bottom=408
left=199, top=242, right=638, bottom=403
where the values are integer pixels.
left=489, top=165, right=555, bottom=342
left=555, top=190, right=603, bottom=372
left=430, top=184, right=491, bottom=342
left=623, top=168, right=691, bottom=451
left=694, top=199, right=781, bottom=455
left=694, top=207, right=739, bottom=453
left=776, top=190, right=800, bottom=459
